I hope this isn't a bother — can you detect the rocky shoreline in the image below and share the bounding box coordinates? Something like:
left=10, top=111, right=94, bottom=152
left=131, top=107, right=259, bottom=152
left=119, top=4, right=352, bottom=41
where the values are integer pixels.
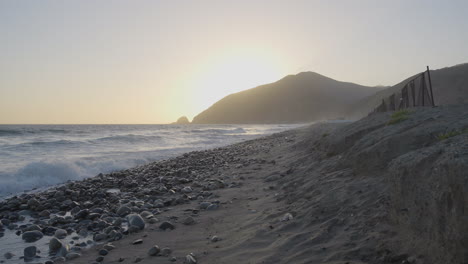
left=0, top=123, right=311, bottom=264
left=2, top=104, right=468, bottom=264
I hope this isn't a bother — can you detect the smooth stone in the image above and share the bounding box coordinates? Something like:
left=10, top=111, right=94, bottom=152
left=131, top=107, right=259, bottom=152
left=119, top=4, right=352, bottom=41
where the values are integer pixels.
left=4, top=252, right=14, bottom=259
left=55, top=229, right=68, bottom=239
left=96, top=256, right=104, bottom=262
left=132, top=239, right=143, bottom=245
left=127, top=214, right=145, bottom=230
left=116, top=206, right=131, bottom=216
left=160, top=247, right=172, bottom=257
left=159, top=221, right=175, bottom=231
left=281, top=213, right=293, bottom=221
left=66, top=252, right=81, bottom=260
left=99, top=249, right=108, bottom=256
left=49, top=237, right=65, bottom=251
left=148, top=218, right=159, bottom=224
left=147, top=245, right=160, bottom=256
left=22, top=230, right=44, bottom=242
left=25, top=224, right=42, bottom=232
left=103, top=244, right=116, bottom=251
left=182, top=217, right=195, bottom=225
left=199, top=202, right=211, bottom=209
left=206, top=203, right=219, bottom=210
left=24, top=246, right=37, bottom=259
left=211, top=235, right=221, bottom=242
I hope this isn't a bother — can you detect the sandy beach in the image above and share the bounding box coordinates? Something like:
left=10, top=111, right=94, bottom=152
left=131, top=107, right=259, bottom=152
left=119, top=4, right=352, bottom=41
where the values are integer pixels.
left=1, top=104, right=468, bottom=264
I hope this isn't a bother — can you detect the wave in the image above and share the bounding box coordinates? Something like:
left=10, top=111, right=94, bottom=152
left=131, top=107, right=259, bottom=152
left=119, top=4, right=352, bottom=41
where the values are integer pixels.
left=188, top=128, right=247, bottom=134
left=0, top=128, right=71, bottom=137
left=0, top=155, right=156, bottom=198
left=91, top=134, right=163, bottom=144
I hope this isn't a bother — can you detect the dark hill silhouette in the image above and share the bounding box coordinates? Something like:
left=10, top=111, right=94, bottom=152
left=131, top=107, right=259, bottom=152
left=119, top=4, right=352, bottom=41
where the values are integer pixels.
left=192, top=72, right=383, bottom=124
left=348, top=63, right=468, bottom=118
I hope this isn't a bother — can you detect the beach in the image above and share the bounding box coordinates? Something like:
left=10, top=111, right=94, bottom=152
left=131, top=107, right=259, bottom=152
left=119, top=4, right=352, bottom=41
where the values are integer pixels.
left=1, top=104, right=467, bottom=264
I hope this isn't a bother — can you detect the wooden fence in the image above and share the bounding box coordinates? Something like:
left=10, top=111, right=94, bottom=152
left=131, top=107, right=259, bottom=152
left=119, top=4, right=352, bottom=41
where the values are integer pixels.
left=372, top=66, right=435, bottom=113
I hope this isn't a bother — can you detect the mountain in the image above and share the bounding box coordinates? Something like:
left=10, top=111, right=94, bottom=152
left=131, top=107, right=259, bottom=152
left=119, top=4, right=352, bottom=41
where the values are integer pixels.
left=347, top=63, right=468, bottom=118
left=192, top=72, right=383, bottom=124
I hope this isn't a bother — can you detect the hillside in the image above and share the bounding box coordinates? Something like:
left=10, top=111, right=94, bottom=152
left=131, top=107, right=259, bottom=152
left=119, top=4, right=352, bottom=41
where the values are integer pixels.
left=192, top=72, right=383, bottom=124
left=347, top=63, right=468, bottom=118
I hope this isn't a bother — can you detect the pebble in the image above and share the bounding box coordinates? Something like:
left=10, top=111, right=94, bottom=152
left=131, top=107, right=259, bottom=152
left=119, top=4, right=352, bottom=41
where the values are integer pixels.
left=281, top=213, right=294, bottom=221
left=55, top=228, right=68, bottom=239
left=22, top=230, right=44, bottom=242
left=182, top=216, right=195, bottom=225
left=3, top=252, right=14, bottom=259
left=127, top=214, right=145, bottom=230
left=148, top=245, right=161, bottom=256
left=199, top=202, right=211, bottom=209
left=66, top=252, right=81, bottom=260
left=159, top=221, right=175, bottom=230
left=24, top=246, right=37, bottom=259
left=103, top=243, right=116, bottom=251
left=160, top=247, right=172, bottom=257
left=185, top=253, right=197, bottom=264
left=96, top=256, right=104, bottom=262
left=206, top=203, right=219, bottom=210
left=132, top=239, right=143, bottom=245
left=99, top=249, right=109, bottom=256
left=211, top=235, right=221, bottom=242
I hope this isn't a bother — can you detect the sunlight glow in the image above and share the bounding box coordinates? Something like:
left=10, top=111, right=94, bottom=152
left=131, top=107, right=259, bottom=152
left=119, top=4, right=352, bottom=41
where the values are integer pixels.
left=187, top=52, right=285, bottom=117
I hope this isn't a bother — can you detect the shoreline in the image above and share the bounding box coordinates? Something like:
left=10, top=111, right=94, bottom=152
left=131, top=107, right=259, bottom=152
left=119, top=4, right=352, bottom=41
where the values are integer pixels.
left=0, top=123, right=316, bottom=263
left=2, top=105, right=467, bottom=264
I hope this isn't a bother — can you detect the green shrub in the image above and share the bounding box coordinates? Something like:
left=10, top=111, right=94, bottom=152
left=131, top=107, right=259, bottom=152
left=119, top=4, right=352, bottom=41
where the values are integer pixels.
left=437, top=128, right=468, bottom=140
left=387, top=110, right=411, bottom=125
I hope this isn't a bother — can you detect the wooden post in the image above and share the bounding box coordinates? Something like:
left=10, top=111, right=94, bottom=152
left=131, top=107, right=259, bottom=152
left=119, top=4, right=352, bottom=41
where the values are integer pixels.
left=410, top=80, right=416, bottom=106
left=426, top=66, right=435, bottom=106
left=420, top=73, right=425, bottom=106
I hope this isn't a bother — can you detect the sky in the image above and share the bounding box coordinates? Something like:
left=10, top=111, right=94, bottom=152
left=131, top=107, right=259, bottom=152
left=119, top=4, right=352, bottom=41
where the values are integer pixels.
left=1, top=0, right=467, bottom=124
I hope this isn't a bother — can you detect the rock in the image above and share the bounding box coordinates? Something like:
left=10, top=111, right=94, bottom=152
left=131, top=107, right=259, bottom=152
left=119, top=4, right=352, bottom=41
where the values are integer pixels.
left=185, top=253, right=197, bottom=264
left=159, top=221, right=175, bottom=230
left=94, top=233, right=107, bottom=242
left=96, top=256, right=104, bottom=262
left=199, top=202, right=211, bottom=209
left=22, top=230, right=44, bottom=242
left=140, top=211, right=153, bottom=218
left=206, top=203, right=219, bottom=210
left=148, top=218, right=159, bottom=224
left=25, top=224, right=42, bottom=231
left=24, top=246, right=37, bottom=259
left=27, top=198, right=40, bottom=208
left=39, top=210, right=51, bottom=217
left=281, top=213, right=293, bottom=221
left=182, top=187, right=193, bottom=193
left=55, top=245, right=69, bottom=258
left=127, top=214, right=145, bottom=230
left=49, top=237, right=65, bottom=251
left=117, top=205, right=132, bottom=216
left=4, top=252, right=14, bottom=259
left=211, top=235, right=221, bottom=242
left=99, top=249, right=108, bottom=256
left=170, top=256, right=177, bottom=262
left=55, top=229, right=68, bottom=239
left=148, top=245, right=160, bottom=256
left=174, top=116, right=190, bottom=124
left=182, top=216, right=195, bottom=225
left=66, top=252, right=81, bottom=260
left=134, top=257, right=143, bottom=263
left=160, top=247, right=172, bottom=257
left=132, top=239, right=143, bottom=245
left=103, top=244, right=116, bottom=251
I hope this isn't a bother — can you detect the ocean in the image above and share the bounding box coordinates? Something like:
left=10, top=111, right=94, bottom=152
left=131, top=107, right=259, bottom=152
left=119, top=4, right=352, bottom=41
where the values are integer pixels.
left=0, top=124, right=302, bottom=198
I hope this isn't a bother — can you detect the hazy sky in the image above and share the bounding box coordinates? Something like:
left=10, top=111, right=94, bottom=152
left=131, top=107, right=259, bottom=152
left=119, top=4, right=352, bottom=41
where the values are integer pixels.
left=1, top=0, right=467, bottom=124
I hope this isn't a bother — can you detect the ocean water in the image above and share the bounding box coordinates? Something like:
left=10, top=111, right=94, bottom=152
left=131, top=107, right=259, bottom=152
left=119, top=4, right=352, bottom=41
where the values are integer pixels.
left=0, top=124, right=302, bottom=198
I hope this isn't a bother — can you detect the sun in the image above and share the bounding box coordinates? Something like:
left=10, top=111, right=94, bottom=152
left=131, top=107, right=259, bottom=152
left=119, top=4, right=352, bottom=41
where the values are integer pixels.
left=188, top=52, right=284, bottom=116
